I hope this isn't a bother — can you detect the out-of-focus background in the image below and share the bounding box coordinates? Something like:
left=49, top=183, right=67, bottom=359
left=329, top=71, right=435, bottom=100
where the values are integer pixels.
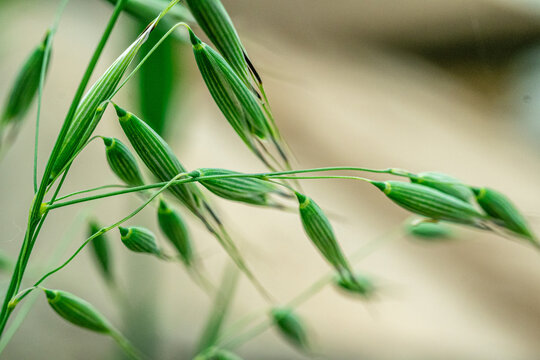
left=2, top=0, right=540, bottom=359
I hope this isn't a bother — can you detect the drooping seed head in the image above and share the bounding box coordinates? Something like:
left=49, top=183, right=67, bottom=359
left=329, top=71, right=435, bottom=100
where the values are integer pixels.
left=114, top=103, right=203, bottom=214
left=410, top=172, right=474, bottom=203
left=43, top=288, right=111, bottom=333
left=186, top=0, right=253, bottom=86
left=334, top=273, right=376, bottom=299
left=49, top=22, right=156, bottom=181
left=157, top=199, right=192, bottom=265
left=119, top=226, right=160, bottom=256
left=88, top=220, right=114, bottom=283
left=102, top=137, right=144, bottom=187
left=473, top=187, right=536, bottom=241
left=189, top=168, right=279, bottom=206
left=271, top=307, right=309, bottom=350
left=188, top=29, right=269, bottom=143
left=296, top=192, right=352, bottom=277
left=372, top=181, right=487, bottom=226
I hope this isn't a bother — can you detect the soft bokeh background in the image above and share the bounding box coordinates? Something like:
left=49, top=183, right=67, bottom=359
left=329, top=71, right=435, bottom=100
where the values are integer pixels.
left=2, top=0, right=540, bottom=359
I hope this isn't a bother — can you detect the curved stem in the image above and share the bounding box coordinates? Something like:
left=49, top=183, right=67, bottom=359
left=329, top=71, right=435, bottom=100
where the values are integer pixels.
left=0, top=0, right=129, bottom=338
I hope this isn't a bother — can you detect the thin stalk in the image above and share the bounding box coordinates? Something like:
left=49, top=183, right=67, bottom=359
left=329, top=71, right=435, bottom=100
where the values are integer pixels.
left=34, top=0, right=69, bottom=193
left=45, top=166, right=414, bottom=211
left=0, top=0, right=128, bottom=338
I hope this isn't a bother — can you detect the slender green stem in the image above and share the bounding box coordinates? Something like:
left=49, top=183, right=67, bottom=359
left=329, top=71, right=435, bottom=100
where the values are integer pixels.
left=34, top=0, right=69, bottom=193
left=55, top=184, right=129, bottom=202
left=109, top=329, right=144, bottom=360
left=0, top=0, right=128, bottom=338
left=45, top=166, right=413, bottom=211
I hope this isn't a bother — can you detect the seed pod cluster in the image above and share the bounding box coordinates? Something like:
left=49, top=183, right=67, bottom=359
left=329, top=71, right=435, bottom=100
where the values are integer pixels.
left=295, top=192, right=353, bottom=277
left=103, top=137, right=144, bottom=186
left=473, top=187, right=536, bottom=242
left=119, top=226, right=160, bottom=256
left=271, top=307, right=309, bottom=350
left=157, top=200, right=193, bottom=265
left=189, top=168, right=280, bottom=206
left=374, top=172, right=537, bottom=243
left=1, top=31, right=50, bottom=148
left=372, top=181, right=486, bottom=226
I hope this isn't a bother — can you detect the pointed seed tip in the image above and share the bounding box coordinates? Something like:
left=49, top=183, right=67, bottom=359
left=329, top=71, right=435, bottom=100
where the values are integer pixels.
left=43, top=288, right=56, bottom=300
left=118, top=226, right=129, bottom=237
left=295, top=192, right=306, bottom=203
left=102, top=137, right=113, bottom=147
left=113, top=103, right=127, bottom=118
left=187, top=27, right=201, bottom=46
left=371, top=181, right=387, bottom=192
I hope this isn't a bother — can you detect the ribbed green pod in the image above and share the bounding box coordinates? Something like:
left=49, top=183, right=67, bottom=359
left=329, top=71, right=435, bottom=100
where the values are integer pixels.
left=372, top=181, right=486, bottom=226
left=115, top=104, right=203, bottom=214
left=411, top=172, right=474, bottom=203
left=1, top=31, right=49, bottom=131
left=473, top=187, right=536, bottom=241
left=103, top=137, right=144, bottom=186
left=189, top=30, right=269, bottom=142
left=157, top=200, right=192, bottom=265
left=271, top=307, right=309, bottom=349
left=119, top=226, right=160, bottom=256
left=186, top=0, right=253, bottom=86
left=43, top=288, right=111, bottom=333
left=296, top=192, right=352, bottom=276
left=334, top=273, right=375, bottom=298
left=189, top=168, right=278, bottom=206
left=88, top=220, right=114, bottom=283
left=194, top=347, right=244, bottom=360
left=49, top=22, right=156, bottom=180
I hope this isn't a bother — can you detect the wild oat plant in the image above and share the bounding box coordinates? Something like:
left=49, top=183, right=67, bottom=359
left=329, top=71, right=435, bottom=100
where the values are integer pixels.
left=0, top=0, right=537, bottom=359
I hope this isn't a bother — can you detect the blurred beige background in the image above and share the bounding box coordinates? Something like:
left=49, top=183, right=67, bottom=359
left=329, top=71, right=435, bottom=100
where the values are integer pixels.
left=2, top=0, right=540, bottom=359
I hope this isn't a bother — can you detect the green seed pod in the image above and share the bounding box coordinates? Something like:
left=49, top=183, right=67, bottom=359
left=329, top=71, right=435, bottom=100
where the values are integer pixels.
left=119, top=226, right=160, bottom=256
left=50, top=22, right=156, bottom=180
left=1, top=31, right=49, bottom=132
left=195, top=347, right=244, bottom=360
left=410, top=172, right=474, bottom=203
left=189, top=168, right=279, bottom=206
left=102, top=137, right=144, bottom=187
left=188, top=29, right=269, bottom=142
left=473, top=187, right=536, bottom=241
left=334, top=273, right=376, bottom=298
left=115, top=104, right=203, bottom=215
left=186, top=0, right=253, bottom=86
left=296, top=192, right=352, bottom=276
left=372, top=181, right=486, bottom=226
left=88, top=220, right=114, bottom=283
left=157, top=200, right=192, bottom=265
left=43, top=288, right=111, bottom=333
left=406, top=221, right=453, bottom=240
left=271, top=307, right=309, bottom=349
